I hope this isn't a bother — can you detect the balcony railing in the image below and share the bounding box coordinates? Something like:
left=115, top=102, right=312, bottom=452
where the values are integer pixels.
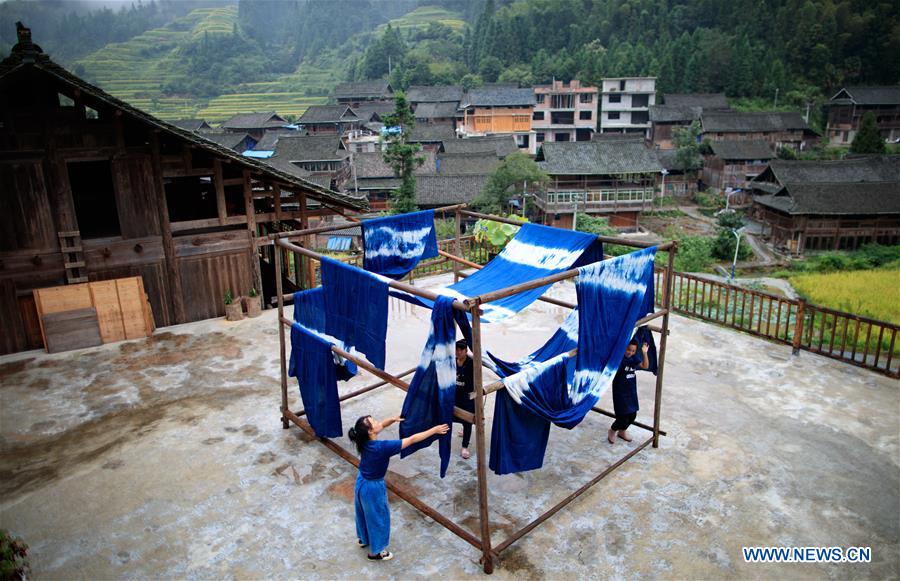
left=534, top=189, right=655, bottom=212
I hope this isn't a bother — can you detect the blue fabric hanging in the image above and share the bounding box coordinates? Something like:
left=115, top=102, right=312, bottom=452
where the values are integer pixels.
left=321, top=256, right=389, bottom=370
left=289, top=322, right=343, bottom=438
left=362, top=209, right=438, bottom=279
left=389, top=223, right=603, bottom=322
left=488, top=247, right=657, bottom=474
left=398, top=295, right=472, bottom=478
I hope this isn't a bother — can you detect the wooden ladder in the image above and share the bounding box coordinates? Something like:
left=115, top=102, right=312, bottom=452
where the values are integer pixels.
left=58, top=231, right=88, bottom=284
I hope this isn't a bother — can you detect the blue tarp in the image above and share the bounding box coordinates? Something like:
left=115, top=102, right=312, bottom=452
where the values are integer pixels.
left=242, top=150, right=275, bottom=158
left=362, top=209, right=438, bottom=279
left=327, top=236, right=353, bottom=251
left=488, top=247, right=658, bottom=474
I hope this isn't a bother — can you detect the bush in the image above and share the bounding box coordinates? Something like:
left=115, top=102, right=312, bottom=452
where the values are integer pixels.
left=712, top=229, right=753, bottom=260
left=694, top=190, right=724, bottom=209
left=786, top=244, right=900, bottom=274
left=671, top=236, right=716, bottom=272
left=0, top=530, right=30, bottom=581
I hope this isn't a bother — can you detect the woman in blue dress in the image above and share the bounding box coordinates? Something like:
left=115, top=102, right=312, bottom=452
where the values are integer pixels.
left=348, top=414, right=448, bottom=561
left=608, top=338, right=649, bottom=444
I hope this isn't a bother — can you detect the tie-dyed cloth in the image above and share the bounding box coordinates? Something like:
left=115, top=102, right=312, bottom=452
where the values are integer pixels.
left=398, top=295, right=473, bottom=478
left=392, top=223, right=603, bottom=323
left=489, top=247, right=657, bottom=475
left=362, top=209, right=438, bottom=279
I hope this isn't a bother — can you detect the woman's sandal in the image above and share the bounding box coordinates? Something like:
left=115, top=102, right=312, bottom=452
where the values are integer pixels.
left=367, top=550, right=393, bottom=561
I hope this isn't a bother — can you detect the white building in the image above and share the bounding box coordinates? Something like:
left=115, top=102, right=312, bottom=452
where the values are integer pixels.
left=600, top=77, right=657, bottom=138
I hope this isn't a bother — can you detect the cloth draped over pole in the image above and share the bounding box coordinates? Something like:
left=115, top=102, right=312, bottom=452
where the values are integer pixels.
left=398, top=296, right=473, bottom=478
left=362, top=209, right=438, bottom=279
left=488, top=247, right=658, bottom=475
left=390, top=223, right=604, bottom=323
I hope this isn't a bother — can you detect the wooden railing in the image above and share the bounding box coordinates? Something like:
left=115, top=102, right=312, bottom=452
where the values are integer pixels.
left=655, top=270, right=899, bottom=378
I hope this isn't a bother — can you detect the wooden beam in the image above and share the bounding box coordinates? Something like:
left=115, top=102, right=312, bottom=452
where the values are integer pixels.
left=273, top=183, right=282, bottom=221
left=470, top=300, right=494, bottom=574
left=244, top=170, right=263, bottom=296
left=213, top=159, right=227, bottom=226
left=150, top=132, right=186, bottom=324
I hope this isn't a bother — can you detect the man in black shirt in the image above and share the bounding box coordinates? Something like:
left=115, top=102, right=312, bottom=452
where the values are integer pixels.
left=454, top=339, right=475, bottom=459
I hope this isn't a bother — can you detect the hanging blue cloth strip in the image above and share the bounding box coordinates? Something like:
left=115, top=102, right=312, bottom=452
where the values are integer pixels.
left=321, top=256, right=390, bottom=370
left=289, top=322, right=343, bottom=438
left=488, top=247, right=657, bottom=474
left=362, top=209, right=438, bottom=279
left=389, top=223, right=603, bottom=323
left=398, top=295, right=473, bottom=478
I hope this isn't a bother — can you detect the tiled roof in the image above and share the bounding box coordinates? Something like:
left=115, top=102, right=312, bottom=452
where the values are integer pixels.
left=664, top=93, right=729, bottom=109
left=273, top=135, right=346, bottom=162
left=414, top=101, right=459, bottom=119
left=197, top=131, right=255, bottom=150
left=220, top=111, right=287, bottom=130
left=765, top=156, right=900, bottom=185
left=170, top=118, right=211, bottom=131
left=416, top=174, right=489, bottom=206
left=649, top=105, right=701, bottom=123
left=461, top=87, right=535, bottom=107
left=352, top=150, right=437, bottom=178
left=709, top=140, right=774, bottom=160
left=406, top=85, right=464, bottom=103
left=655, top=149, right=689, bottom=172
left=756, top=182, right=900, bottom=215
left=351, top=101, right=396, bottom=122
left=408, top=123, right=456, bottom=143
left=298, top=105, right=358, bottom=124
left=254, top=128, right=300, bottom=151
left=441, top=134, right=518, bottom=157
left=701, top=111, right=814, bottom=133
left=333, top=79, right=392, bottom=99
left=435, top=153, right=500, bottom=175
left=356, top=177, right=401, bottom=190
left=830, top=86, right=900, bottom=106
left=0, top=34, right=364, bottom=210
left=539, top=139, right=663, bottom=175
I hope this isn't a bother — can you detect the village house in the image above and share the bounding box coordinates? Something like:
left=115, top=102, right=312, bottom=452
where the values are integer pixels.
left=408, top=124, right=456, bottom=154
left=700, top=111, right=818, bottom=152
left=655, top=149, right=698, bottom=199
left=297, top=105, right=360, bottom=136
left=219, top=111, right=290, bottom=141
left=332, top=79, right=394, bottom=108
left=169, top=118, right=213, bottom=132
left=702, top=140, right=775, bottom=192
left=532, top=79, right=598, bottom=145
left=267, top=135, right=352, bottom=192
left=457, top=86, right=536, bottom=154
left=0, top=25, right=366, bottom=355
left=534, top=136, right=663, bottom=229
left=749, top=156, right=900, bottom=254
left=826, top=85, right=900, bottom=145
left=599, top=77, right=656, bottom=138
left=649, top=93, right=729, bottom=149
left=407, top=85, right=463, bottom=128
left=197, top=131, right=257, bottom=154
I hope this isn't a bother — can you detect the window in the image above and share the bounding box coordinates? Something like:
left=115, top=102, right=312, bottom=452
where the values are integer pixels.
left=165, top=176, right=218, bottom=222
left=554, top=132, right=570, bottom=142
left=67, top=160, right=121, bottom=238
left=551, top=94, right=574, bottom=108
left=608, top=94, right=621, bottom=103
left=85, top=105, right=99, bottom=120
left=631, top=111, right=649, bottom=124
left=632, top=94, right=649, bottom=108
left=619, top=80, right=626, bottom=91
left=58, top=93, right=74, bottom=107
left=516, top=134, right=530, bottom=148
left=536, top=94, right=545, bottom=104
left=536, top=132, right=545, bottom=142
left=551, top=111, right=575, bottom=125
left=608, top=112, right=621, bottom=120
left=579, top=111, right=592, bottom=120
left=533, top=111, right=545, bottom=121
left=579, top=93, right=593, bottom=103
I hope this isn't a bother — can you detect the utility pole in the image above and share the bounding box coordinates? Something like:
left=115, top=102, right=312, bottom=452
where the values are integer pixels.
left=388, top=55, right=392, bottom=76
left=804, top=102, right=810, bottom=123
left=774, top=87, right=779, bottom=109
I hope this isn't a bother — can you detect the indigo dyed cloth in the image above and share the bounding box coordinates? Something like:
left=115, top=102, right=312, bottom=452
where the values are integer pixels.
left=362, top=209, right=438, bottom=279
left=488, top=247, right=657, bottom=474
left=321, top=256, right=389, bottom=370
left=391, top=223, right=603, bottom=323
left=399, top=295, right=472, bottom=478
left=355, top=473, right=391, bottom=554
left=289, top=322, right=343, bottom=438
left=289, top=287, right=357, bottom=380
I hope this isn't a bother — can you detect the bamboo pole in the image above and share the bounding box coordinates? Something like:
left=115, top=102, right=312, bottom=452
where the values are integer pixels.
left=292, top=367, right=418, bottom=417
left=469, top=299, right=494, bottom=574
left=590, top=406, right=667, bottom=436
left=652, top=243, right=676, bottom=448
left=276, top=243, right=289, bottom=429
left=453, top=208, right=462, bottom=283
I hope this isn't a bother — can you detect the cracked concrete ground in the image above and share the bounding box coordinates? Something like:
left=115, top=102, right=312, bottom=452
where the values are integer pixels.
left=1, top=273, right=897, bottom=579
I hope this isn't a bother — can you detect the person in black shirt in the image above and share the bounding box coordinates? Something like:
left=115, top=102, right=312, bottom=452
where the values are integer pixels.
left=454, top=339, right=475, bottom=459
left=608, top=338, right=649, bottom=444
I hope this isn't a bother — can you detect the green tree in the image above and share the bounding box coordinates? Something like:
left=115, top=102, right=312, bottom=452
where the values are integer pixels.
left=474, top=152, right=549, bottom=215
left=382, top=92, right=423, bottom=214
left=850, top=112, right=886, bottom=154
left=673, top=121, right=702, bottom=172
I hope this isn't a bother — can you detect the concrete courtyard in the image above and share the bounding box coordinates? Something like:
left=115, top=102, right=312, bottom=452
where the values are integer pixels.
left=1, top=273, right=898, bottom=579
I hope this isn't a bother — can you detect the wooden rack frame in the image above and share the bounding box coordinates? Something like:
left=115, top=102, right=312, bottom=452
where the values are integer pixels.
left=273, top=205, right=677, bottom=574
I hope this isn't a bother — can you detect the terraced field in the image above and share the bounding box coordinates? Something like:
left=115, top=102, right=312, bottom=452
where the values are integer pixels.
left=375, top=6, right=465, bottom=33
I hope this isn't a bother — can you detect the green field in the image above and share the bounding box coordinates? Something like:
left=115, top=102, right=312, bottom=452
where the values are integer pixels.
left=376, top=6, right=465, bottom=33
left=790, top=269, right=900, bottom=324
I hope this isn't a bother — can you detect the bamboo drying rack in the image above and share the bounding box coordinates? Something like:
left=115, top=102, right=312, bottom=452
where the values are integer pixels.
left=272, top=204, right=677, bottom=573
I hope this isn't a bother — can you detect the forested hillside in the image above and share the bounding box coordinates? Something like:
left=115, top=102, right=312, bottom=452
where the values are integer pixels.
left=2, top=0, right=895, bottom=122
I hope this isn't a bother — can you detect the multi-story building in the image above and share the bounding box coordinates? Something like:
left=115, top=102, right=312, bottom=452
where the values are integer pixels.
left=532, top=79, right=598, bottom=145
left=599, top=77, right=656, bottom=138
left=457, top=86, right=536, bottom=154
left=700, top=111, right=818, bottom=152
left=826, top=86, right=900, bottom=145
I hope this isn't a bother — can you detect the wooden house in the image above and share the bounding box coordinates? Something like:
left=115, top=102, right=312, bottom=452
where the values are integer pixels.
left=332, top=80, right=394, bottom=108
left=749, top=157, right=900, bottom=254
left=297, top=105, right=360, bottom=136
left=535, top=136, right=663, bottom=229
left=458, top=87, right=536, bottom=154
left=649, top=93, right=730, bottom=149
left=655, top=150, right=698, bottom=199
left=700, top=111, right=818, bottom=152
left=702, top=140, right=774, bottom=191
left=170, top=119, right=213, bottom=132
left=826, top=86, right=900, bottom=145
left=220, top=111, right=289, bottom=141
left=0, top=25, right=366, bottom=355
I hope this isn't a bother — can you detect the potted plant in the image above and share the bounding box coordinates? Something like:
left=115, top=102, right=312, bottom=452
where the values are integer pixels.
left=244, top=287, right=262, bottom=318
left=224, top=289, right=243, bottom=321
left=0, top=529, right=30, bottom=581
left=473, top=215, right=528, bottom=260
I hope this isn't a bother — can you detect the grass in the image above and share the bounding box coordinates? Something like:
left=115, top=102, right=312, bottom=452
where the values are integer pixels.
left=375, top=6, right=466, bottom=33
left=789, top=270, right=900, bottom=324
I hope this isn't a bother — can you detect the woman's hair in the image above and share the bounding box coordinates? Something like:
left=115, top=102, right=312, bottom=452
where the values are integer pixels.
left=348, top=415, right=372, bottom=455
